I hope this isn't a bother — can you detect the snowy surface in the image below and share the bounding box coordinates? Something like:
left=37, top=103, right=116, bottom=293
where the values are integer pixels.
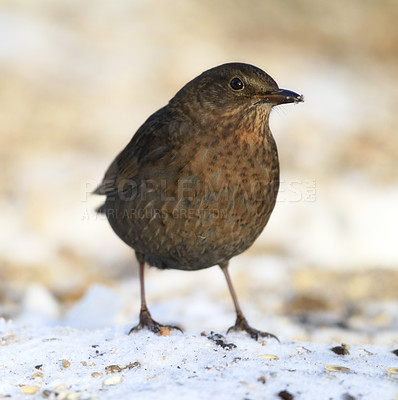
left=1, top=318, right=398, bottom=400
left=1, top=278, right=398, bottom=400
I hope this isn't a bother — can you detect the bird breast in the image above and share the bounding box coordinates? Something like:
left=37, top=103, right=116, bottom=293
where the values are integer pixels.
left=106, top=111, right=280, bottom=270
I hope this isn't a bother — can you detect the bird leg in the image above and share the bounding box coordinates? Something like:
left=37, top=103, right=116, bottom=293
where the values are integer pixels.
left=128, top=261, right=182, bottom=335
left=220, top=263, right=279, bottom=342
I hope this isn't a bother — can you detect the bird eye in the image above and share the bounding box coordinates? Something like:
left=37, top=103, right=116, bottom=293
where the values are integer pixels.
left=230, top=77, right=244, bottom=91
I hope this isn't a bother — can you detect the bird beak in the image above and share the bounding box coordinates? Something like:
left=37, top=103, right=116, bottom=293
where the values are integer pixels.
left=256, top=89, right=304, bottom=105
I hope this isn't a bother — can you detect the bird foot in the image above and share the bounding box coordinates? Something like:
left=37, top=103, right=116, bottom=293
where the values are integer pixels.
left=227, top=316, right=279, bottom=342
left=128, top=309, right=183, bottom=336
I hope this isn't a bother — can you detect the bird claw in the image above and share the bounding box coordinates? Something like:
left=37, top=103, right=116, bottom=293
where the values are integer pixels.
left=128, top=309, right=183, bottom=335
left=227, top=316, right=279, bottom=342
left=129, top=323, right=183, bottom=335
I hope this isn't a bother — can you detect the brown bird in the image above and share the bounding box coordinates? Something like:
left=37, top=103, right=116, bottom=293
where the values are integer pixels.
left=95, top=63, right=303, bottom=340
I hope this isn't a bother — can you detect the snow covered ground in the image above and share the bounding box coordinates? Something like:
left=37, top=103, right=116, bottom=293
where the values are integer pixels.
left=1, top=271, right=398, bottom=400
left=1, top=316, right=398, bottom=399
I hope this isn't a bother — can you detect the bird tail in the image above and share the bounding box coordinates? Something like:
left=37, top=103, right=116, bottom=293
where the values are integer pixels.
left=95, top=203, right=106, bottom=214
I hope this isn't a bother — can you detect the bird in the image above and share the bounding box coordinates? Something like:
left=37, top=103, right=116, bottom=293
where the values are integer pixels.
left=94, top=62, right=303, bottom=340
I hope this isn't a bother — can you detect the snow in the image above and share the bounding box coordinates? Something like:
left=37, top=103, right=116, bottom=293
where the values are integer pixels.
left=64, top=285, right=121, bottom=330
left=1, top=283, right=398, bottom=400
left=1, top=320, right=397, bottom=399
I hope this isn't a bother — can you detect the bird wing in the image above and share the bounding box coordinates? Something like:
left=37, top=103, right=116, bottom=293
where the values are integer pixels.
left=93, top=106, right=177, bottom=197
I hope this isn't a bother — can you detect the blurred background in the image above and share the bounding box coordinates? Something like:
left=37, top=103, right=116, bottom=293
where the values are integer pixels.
left=0, top=0, right=397, bottom=343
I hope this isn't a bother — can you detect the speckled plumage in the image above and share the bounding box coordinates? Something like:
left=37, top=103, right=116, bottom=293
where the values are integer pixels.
left=95, top=63, right=303, bottom=338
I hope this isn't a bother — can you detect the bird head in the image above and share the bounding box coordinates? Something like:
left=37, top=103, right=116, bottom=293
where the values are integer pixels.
left=172, top=63, right=304, bottom=119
